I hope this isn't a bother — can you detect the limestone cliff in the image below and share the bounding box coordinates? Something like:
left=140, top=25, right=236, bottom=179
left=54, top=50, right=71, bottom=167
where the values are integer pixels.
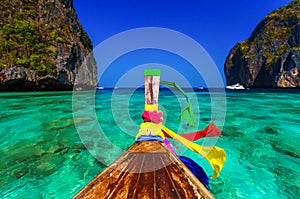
left=0, top=0, right=97, bottom=91
left=224, top=0, right=300, bottom=88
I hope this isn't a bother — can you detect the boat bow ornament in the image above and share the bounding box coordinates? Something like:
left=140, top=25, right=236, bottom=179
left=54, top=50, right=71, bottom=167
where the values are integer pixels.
left=73, top=69, right=226, bottom=199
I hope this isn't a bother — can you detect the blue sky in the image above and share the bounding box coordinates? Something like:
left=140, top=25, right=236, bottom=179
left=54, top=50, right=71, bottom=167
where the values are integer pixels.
left=73, top=0, right=292, bottom=88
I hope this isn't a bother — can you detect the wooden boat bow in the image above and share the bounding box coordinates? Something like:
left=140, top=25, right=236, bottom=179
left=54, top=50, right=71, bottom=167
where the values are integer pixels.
left=73, top=69, right=220, bottom=198
left=73, top=141, right=214, bottom=199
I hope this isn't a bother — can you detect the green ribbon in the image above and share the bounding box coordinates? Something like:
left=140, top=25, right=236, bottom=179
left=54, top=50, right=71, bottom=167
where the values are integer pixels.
left=160, top=81, right=196, bottom=126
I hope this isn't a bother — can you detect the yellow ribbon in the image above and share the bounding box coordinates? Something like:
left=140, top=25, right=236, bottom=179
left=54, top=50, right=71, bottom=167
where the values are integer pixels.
left=144, top=104, right=158, bottom=111
left=136, top=122, right=165, bottom=140
left=162, top=126, right=226, bottom=178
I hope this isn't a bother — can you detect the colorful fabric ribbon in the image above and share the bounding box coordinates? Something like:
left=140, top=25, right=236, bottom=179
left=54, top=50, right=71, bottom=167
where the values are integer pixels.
left=163, top=123, right=222, bottom=141
left=161, top=125, right=226, bottom=178
left=160, top=81, right=196, bottom=126
left=136, top=99, right=226, bottom=178
left=179, top=156, right=210, bottom=190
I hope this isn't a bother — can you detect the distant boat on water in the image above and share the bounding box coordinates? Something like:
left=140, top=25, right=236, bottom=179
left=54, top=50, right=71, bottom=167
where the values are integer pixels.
left=96, top=86, right=104, bottom=90
left=226, top=83, right=245, bottom=90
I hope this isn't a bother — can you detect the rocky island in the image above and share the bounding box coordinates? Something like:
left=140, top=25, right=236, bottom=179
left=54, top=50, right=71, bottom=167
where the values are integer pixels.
left=225, top=0, right=300, bottom=88
left=0, top=0, right=97, bottom=91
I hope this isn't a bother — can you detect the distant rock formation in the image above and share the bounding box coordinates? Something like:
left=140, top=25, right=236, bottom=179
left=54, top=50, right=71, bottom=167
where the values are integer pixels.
left=0, top=0, right=97, bottom=91
left=224, top=0, right=300, bottom=88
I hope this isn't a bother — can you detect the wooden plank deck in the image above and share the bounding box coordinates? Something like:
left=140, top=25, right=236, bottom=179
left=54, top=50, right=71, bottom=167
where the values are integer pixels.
left=73, top=141, right=214, bottom=199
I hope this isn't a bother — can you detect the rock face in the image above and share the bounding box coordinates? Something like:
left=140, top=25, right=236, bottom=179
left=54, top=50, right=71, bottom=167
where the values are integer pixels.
left=224, top=0, right=300, bottom=88
left=0, top=0, right=97, bottom=91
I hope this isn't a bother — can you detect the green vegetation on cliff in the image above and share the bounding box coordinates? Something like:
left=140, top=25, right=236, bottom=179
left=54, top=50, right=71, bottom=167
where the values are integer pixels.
left=0, top=18, right=56, bottom=76
left=240, top=0, right=299, bottom=69
left=225, top=0, right=300, bottom=88
left=0, top=0, right=93, bottom=76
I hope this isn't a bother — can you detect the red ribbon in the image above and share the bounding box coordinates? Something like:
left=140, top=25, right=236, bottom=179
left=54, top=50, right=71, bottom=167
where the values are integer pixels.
left=163, top=123, right=222, bottom=141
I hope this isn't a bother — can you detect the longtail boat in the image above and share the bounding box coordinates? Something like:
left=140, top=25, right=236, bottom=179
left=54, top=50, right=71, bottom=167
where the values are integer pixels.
left=73, top=69, right=226, bottom=199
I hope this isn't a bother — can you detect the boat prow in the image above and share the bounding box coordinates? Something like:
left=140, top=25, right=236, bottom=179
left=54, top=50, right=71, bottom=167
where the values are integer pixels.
left=73, top=69, right=222, bottom=199
left=73, top=141, right=214, bottom=199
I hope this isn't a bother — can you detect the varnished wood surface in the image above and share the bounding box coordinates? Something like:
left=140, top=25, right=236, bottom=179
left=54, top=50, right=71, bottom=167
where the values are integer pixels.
left=144, top=75, right=160, bottom=104
left=73, top=141, right=215, bottom=199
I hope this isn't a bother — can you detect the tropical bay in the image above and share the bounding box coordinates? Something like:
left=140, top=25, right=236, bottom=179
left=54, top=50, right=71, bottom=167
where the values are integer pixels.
left=0, top=89, right=299, bottom=198
left=1, top=0, right=299, bottom=198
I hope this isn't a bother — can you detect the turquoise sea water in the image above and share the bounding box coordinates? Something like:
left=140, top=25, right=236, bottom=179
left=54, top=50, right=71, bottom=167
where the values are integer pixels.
left=0, top=89, right=299, bottom=198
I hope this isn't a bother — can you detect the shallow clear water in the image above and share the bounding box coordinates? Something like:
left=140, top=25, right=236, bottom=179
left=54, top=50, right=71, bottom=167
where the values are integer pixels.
left=0, top=89, right=299, bottom=198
